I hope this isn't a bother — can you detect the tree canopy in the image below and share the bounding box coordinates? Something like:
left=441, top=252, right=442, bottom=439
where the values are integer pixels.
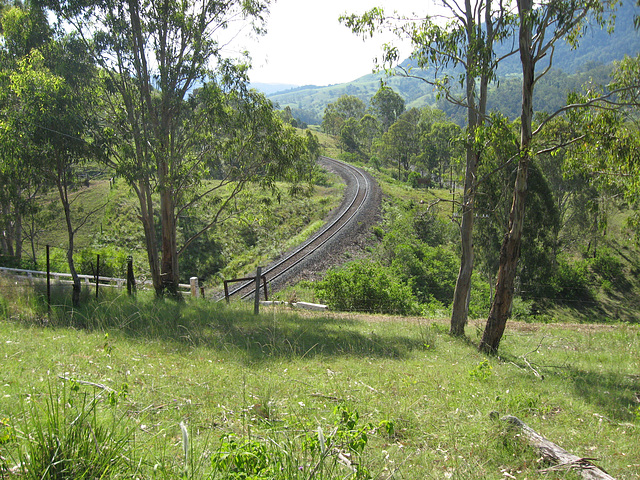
left=41, top=0, right=315, bottom=296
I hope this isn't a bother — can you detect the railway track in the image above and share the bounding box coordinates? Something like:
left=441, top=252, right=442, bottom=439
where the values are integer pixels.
left=224, top=156, right=377, bottom=301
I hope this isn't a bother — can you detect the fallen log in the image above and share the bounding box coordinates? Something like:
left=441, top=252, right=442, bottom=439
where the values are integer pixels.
left=501, top=415, right=616, bottom=480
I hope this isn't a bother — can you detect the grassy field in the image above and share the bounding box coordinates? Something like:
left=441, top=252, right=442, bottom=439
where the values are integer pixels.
left=0, top=282, right=638, bottom=479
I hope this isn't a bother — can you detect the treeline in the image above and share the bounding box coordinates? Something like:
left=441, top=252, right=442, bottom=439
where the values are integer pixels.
left=320, top=87, right=463, bottom=187
left=313, top=74, right=638, bottom=319
left=0, top=0, right=320, bottom=303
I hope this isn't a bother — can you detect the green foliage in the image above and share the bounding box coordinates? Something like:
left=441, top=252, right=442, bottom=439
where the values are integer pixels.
left=590, top=248, right=624, bottom=282
left=469, top=360, right=493, bottom=381
left=211, top=435, right=280, bottom=479
left=407, top=170, right=421, bottom=188
left=376, top=201, right=461, bottom=308
left=315, top=261, right=418, bottom=315
left=549, top=257, right=592, bottom=301
left=0, top=417, right=13, bottom=445
left=370, top=85, right=405, bottom=131
left=389, top=242, right=458, bottom=305
left=178, top=221, right=226, bottom=281
left=209, top=406, right=376, bottom=480
left=12, top=381, right=133, bottom=480
left=322, top=94, right=366, bottom=135
left=76, top=246, right=128, bottom=278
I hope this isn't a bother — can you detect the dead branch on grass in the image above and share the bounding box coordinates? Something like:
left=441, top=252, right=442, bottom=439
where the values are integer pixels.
left=500, top=415, right=616, bottom=480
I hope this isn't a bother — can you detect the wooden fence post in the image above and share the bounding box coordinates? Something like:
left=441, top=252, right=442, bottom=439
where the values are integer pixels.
left=254, top=266, right=262, bottom=315
left=95, top=254, right=100, bottom=299
left=127, top=256, right=135, bottom=295
left=46, top=245, right=51, bottom=311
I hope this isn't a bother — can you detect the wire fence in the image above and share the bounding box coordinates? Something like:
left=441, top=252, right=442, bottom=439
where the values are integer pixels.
left=0, top=248, right=200, bottom=308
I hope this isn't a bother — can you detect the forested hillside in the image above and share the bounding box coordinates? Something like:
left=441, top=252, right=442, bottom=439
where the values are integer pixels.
left=268, top=1, right=640, bottom=126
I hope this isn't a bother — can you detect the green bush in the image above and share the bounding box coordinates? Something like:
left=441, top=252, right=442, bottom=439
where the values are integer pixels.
left=408, top=171, right=421, bottom=188
left=76, top=246, right=128, bottom=278
left=468, top=274, right=491, bottom=318
left=390, top=243, right=458, bottom=305
left=315, top=261, right=418, bottom=315
left=590, top=248, right=623, bottom=282
left=550, top=258, right=592, bottom=301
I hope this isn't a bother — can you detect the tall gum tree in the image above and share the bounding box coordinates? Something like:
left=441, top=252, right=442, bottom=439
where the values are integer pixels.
left=49, top=0, right=313, bottom=296
left=342, top=0, right=516, bottom=336
left=479, top=0, right=621, bottom=353
left=0, top=1, right=52, bottom=264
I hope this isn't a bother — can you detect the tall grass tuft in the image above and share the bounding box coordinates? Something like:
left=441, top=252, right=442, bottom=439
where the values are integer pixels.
left=12, top=380, right=134, bottom=479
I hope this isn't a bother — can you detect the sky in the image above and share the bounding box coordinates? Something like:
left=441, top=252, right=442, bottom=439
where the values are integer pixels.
left=238, top=0, right=427, bottom=87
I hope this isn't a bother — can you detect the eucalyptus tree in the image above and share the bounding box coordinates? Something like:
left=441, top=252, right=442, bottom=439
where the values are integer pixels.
left=0, top=1, right=52, bottom=263
left=370, top=85, right=405, bottom=132
left=0, top=4, right=101, bottom=305
left=479, top=0, right=622, bottom=353
left=342, top=1, right=517, bottom=336
left=9, top=38, right=100, bottom=306
left=48, top=0, right=314, bottom=296
left=322, top=94, right=367, bottom=135
left=359, top=113, right=382, bottom=155
left=378, top=108, right=421, bottom=179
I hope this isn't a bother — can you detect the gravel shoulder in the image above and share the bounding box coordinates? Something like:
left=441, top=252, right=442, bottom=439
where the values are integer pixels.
left=269, top=159, right=382, bottom=290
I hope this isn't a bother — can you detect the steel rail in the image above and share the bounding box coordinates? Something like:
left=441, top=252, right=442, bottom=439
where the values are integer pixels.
left=225, top=156, right=373, bottom=300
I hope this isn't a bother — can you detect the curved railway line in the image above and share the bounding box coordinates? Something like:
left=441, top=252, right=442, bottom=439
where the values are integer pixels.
left=224, top=156, right=379, bottom=301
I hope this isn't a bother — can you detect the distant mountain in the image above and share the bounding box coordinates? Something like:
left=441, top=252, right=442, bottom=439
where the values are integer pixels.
left=251, top=83, right=302, bottom=95
left=268, top=2, right=640, bottom=125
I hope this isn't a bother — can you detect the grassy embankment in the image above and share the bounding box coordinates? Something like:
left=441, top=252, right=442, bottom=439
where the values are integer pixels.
left=22, top=145, right=345, bottom=289
left=0, top=283, right=638, bottom=479
left=2, top=129, right=640, bottom=478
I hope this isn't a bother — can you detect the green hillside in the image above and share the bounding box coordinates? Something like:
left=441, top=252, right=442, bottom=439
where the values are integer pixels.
left=268, top=2, right=640, bottom=125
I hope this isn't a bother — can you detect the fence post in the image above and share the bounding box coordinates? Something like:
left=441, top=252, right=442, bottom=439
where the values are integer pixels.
left=46, top=245, right=51, bottom=311
left=254, top=266, right=262, bottom=315
left=95, top=254, right=100, bottom=299
left=190, top=277, right=199, bottom=298
left=127, top=256, right=135, bottom=295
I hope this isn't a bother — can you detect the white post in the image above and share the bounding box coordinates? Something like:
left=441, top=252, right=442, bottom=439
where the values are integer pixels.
left=190, top=277, right=199, bottom=298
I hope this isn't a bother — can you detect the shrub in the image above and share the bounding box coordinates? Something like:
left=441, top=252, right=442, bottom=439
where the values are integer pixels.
left=408, top=171, right=421, bottom=188
left=390, top=243, right=458, bottom=305
left=76, top=246, right=128, bottom=278
left=590, top=248, right=623, bottom=282
left=315, top=261, right=418, bottom=315
left=549, top=257, right=592, bottom=301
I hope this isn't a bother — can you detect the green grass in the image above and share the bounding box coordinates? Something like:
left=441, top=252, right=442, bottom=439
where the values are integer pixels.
left=0, top=281, right=638, bottom=479
left=22, top=166, right=345, bottom=285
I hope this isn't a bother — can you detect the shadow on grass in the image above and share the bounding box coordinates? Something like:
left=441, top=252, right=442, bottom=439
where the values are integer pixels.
left=562, top=367, right=640, bottom=423
left=501, top=350, right=639, bottom=423
left=31, top=289, right=429, bottom=363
